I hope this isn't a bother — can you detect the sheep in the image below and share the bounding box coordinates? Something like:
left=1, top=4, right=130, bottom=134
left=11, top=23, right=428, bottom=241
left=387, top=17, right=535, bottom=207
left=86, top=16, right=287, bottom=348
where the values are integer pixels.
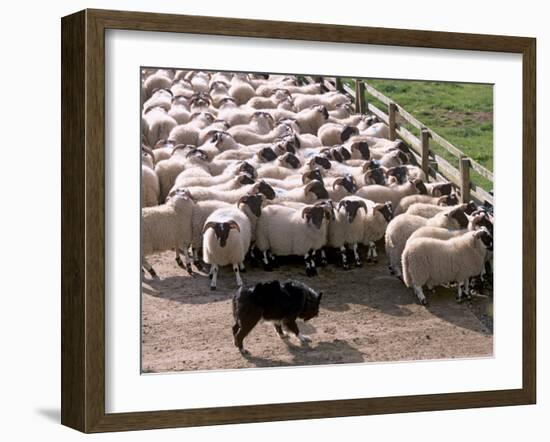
left=256, top=82, right=324, bottom=98
left=170, top=160, right=256, bottom=190
left=186, top=71, right=211, bottom=94
left=384, top=206, right=470, bottom=278
left=361, top=122, right=390, bottom=139
left=247, top=89, right=292, bottom=109
left=385, top=165, right=427, bottom=185
left=257, top=155, right=331, bottom=180
left=294, top=105, right=330, bottom=135
left=142, top=107, right=178, bottom=147
left=188, top=93, right=218, bottom=115
left=255, top=203, right=331, bottom=276
left=425, top=181, right=454, bottom=196
left=168, top=95, right=191, bottom=124
left=261, top=169, right=324, bottom=190
left=272, top=180, right=329, bottom=204
left=143, top=71, right=172, bottom=99
left=228, top=122, right=293, bottom=146
left=328, top=196, right=368, bottom=269
left=229, top=74, right=256, bottom=105
left=172, top=180, right=276, bottom=203
left=355, top=179, right=428, bottom=209
left=406, top=200, right=477, bottom=219
left=202, top=203, right=255, bottom=290
left=170, top=79, right=195, bottom=99
left=326, top=175, right=358, bottom=201
left=228, top=112, right=275, bottom=138
left=361, top=200, right=394, bottom=263
left=394, top=194, right=459, bottom=216
left=402, top=228, right=493, bottom=305
left=168, top=112, right=215, bottom=146
left=141, top=148, right=160, bottom=208
left=209, top=81, right=231, bottom=107
left=317, top=123, right=359, bottom=146
left=141, top=189, right=195, bottom=278
left=183, top=194, right=264, bottom=271
left=292, top=91, right=350, bottom=112
left=143, top=88, right=173, bottom=113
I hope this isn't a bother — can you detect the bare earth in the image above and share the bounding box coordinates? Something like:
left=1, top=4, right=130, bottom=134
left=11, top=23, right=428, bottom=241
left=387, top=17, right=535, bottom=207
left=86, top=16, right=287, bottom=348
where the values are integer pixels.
left=142, top=246, right=493, bottom=373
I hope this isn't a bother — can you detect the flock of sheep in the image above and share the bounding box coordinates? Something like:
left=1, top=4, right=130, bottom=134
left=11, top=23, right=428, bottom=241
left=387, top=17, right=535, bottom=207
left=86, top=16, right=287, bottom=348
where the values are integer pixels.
left=141, top=69, right=494, bottom=305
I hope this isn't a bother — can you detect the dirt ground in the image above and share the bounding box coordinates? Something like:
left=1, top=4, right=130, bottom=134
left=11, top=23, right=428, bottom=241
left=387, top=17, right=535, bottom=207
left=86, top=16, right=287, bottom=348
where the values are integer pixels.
left=141, top=246, right=493, bottom=373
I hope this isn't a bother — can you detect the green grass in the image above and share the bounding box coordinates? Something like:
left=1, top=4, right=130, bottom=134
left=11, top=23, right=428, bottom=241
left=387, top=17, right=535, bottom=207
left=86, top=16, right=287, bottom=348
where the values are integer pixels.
left=344, top=79, right=493, bottom=191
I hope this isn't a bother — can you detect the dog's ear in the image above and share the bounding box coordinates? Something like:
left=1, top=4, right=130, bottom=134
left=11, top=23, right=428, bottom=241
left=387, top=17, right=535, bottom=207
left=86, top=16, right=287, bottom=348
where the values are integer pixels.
left=254, top=280, right=281, bottom=295
left=317, top=291, right=323, bottom=302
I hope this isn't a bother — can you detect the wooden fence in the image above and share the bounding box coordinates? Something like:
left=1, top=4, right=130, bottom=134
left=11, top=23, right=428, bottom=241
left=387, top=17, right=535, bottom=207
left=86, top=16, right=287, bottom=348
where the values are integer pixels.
left=303, top=76, right=494, bottom=206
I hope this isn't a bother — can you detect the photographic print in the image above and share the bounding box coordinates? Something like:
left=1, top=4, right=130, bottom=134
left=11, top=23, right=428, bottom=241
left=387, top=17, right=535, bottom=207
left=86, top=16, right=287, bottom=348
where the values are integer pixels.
left=140, top=69, right=494, bottom=373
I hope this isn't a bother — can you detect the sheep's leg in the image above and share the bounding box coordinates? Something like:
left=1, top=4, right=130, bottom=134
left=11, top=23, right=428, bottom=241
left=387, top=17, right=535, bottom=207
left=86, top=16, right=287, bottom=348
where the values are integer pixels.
left=233, top=264, right=243, bottom=287
left=340, top=246, right=349, bottom=270
left=142, top=258, right=159, bottom=280
left=318, top=248, right=328, bottom=267
left=463, top=279, right=472, bottom=300
left=309, top=250, right=318, bottom=276
left=239, top=262, right=246, bottom=272
left=262, top=251, right=273, bottom=272
left=352, top=243, right=362, bottom=267
left=175, top=247, right=194, bottom=275
left=305, top=251, right=317, bottom=277
left=456, top=283, right=464, bottom=303
left=413, top=286, right=428, bottom=305
left=209, top=264, right=218, bottom=290
left=267, top=250, right=277, bottom=267
left=369, top=241, right=378, bottom=263
left=191, top=247, right=204, bottom=271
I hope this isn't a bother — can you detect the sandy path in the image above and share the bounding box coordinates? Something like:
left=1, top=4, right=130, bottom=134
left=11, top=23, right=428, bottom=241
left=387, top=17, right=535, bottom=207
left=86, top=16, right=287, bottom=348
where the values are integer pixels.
left=141, top=247, right=493, bottom=373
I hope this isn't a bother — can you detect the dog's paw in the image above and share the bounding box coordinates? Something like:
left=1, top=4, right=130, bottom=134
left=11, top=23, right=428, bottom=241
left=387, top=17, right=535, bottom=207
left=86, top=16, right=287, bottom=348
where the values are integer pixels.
left=239, top=348, right=250, bottom=356
left=298, top=334, right=311, bottom=343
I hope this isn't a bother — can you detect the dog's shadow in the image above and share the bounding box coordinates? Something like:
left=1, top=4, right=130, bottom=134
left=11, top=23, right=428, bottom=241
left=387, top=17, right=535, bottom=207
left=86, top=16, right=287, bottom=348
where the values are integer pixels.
left=243, top=337, right=364, bottom=368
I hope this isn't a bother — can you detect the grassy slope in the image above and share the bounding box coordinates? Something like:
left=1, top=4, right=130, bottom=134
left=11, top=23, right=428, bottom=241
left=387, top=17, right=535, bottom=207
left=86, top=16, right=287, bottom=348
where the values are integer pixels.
left=357, top=79, right=494, bottom=191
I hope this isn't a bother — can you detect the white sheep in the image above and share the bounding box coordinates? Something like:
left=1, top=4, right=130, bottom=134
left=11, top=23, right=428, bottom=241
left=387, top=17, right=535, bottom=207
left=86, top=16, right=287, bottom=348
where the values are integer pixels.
left=361, top=200, right=394, bottom=263
left=255, top=203, right=331, bottom=276
left=355, top=179, right=428, bottom=209
left=229, top=74, right=256, bottom=105
left=141, top=189, right=195, bottom=278
left=168, top=96, right=191, bottom=125
left=402, top=228, right=493, bottom=305
left=168, top=112, right=215, bottom=146
left=384, top=207, right=470, bottom=278
left=405, top=200, right=477, bottom=219
left=293, top=91, right=350, bottom=112
left=141, top=149, right=160, bottom=208
left=317, top=123, right=359, bottom=146
left=394, top=194, right=459, bottom=216
left=202, top=205, right=253, bottom=290
left=142, top=107, right=178, bottom=147
left=272, top=180, right=329, bottom=204
left=328, top=196, right=368, bottom=268
left=143, top=71, right=172, bottom=99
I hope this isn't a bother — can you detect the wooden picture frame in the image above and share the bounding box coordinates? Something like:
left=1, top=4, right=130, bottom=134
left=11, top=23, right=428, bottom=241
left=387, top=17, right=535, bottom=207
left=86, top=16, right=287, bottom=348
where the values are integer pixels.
left=61, top=8, right=536, bottom=433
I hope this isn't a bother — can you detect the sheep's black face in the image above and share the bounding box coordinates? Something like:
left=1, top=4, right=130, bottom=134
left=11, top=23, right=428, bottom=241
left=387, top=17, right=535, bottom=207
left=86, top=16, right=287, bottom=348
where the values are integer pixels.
left=375, top=202, right=393, bottom=222
left=341, top=125, right=359, bottom=142
left=394, top=140, right=410, bottom=154
left=331, top=148, right=344, bottom=163
left=387, top=166, right=408, bottom=184
left=239, top=161, right=256, bottom=178
left=447, top=208, right=469, bottom=229
left=282, top=153, right=301, bottom=169
left=303, top=169, right=324, bottom=184
left=414, top=180, right=428, bottom=195
left=339, top=200, right=365, bottom=223
left=259, top=147, right=277, bottom=162
left=203, top=222, right=239, bottom=248
left=303, top=206, right=326, bottom=229
left=306, top=181, right=329, bottom=200
left=475, top=213, right=494, bottom=235
left=444, top=194, right=459, bottom=206
left=338, top=146, right=352, bottom=161
left=237, top=174, right=255, bottom=185
left=476, top=229, right=493, bottom=251
left=432, top=182, right=453, bottom=196
left=365, top=168, right=386, bottom=185
left=239, top=194, right=263, bottom=217
left=465, top=201, right=478, bottom=215
left=351, top=141, right=370, bottom=160
left=340, top=175, right=357, bottom=194
left=255, top=181, right=276, bottom=200
left=313, top=156, right=331, bottom=170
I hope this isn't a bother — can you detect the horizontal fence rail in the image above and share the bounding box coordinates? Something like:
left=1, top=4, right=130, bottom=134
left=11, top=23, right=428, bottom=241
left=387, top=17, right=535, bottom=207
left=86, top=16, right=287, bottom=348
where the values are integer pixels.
left=305, top=76, right=494, bottom=206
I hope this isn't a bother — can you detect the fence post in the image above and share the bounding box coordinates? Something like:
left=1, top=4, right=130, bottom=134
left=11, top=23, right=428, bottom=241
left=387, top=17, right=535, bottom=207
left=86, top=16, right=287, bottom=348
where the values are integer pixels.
left=459, top=156, right=471, bottom=203
left=388, top=101, right=397, bottom=141
left=421, top=127, right=430, bottom=180
left=355, top=79, right=365, bottom=114
left=335, top=77, right=343, bottom=93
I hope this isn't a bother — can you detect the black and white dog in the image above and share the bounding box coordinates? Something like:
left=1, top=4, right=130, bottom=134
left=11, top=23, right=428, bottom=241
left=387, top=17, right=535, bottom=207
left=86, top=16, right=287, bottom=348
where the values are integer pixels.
left=232, top=280, right=323, bottom=355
